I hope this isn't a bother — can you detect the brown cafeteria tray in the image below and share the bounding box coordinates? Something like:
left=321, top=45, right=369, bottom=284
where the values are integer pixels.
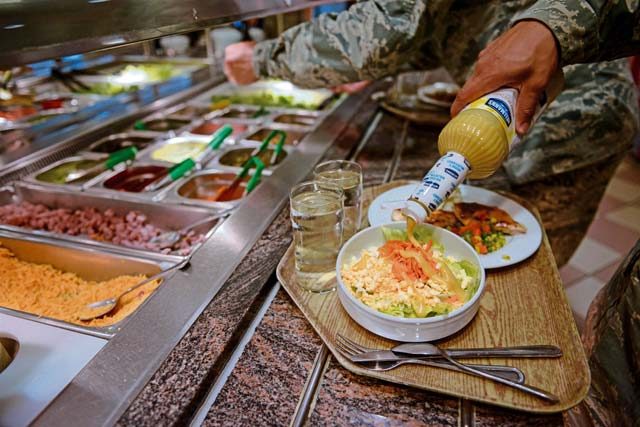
left=276, top=180, right=590, bottom=413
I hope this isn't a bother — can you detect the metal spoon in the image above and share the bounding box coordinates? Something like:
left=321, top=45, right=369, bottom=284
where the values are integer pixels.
left=148, top=212, right=229, bottom=249
left=78, top=258, right=190, bottom=321
left=420, top=342, right=560, bottom=403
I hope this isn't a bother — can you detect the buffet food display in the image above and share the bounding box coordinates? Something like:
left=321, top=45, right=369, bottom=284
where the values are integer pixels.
left=0, top=73, right=337, bottom=338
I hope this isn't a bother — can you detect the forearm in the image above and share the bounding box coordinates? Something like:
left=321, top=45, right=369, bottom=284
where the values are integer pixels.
left=513, top=0, right=640, bottom=65
left=253, top=0, right=428, bottom=88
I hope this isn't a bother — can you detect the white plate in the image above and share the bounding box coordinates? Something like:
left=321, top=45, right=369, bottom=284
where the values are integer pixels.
left=367, top=183, right=542, bottom=269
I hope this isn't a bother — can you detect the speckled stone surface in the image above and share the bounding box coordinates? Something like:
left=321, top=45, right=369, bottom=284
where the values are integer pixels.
left=474, top=403, right=563, bottom=427
left=203, top=291, right=322, bottom=426
left=308, top=358, right=460, bottom=426
left=118, top=209, right=293, bottom=426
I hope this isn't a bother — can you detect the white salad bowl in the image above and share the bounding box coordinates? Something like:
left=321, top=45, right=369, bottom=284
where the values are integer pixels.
left=336, top=222, right=486, bottom=342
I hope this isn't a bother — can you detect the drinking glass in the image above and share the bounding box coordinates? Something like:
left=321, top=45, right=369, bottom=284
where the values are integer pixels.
left=290, top=181, right=344, bottom=293
left=314, top=160, right=363, bottom=241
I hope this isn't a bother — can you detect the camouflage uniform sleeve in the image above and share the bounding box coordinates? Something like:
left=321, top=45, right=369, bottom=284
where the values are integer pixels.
left=504, top=59, right=639, bottom=184
left=252, top=0, right=429, bottom=88
left=512, top=0, right=640, bottom=65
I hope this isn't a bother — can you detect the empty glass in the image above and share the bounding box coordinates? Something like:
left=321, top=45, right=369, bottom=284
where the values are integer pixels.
left=290, top=181, right=344, bottom=293
left=314, top=160, right=363, bottom=241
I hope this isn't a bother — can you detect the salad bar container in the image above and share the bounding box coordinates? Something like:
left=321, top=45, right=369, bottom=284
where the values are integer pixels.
left=0, top=229, right=178, bottom=339
left=0, top=181, right=223, bottom=257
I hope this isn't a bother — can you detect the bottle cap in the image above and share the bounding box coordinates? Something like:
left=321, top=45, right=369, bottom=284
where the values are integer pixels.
left=402, top=199, right=428, bottom=223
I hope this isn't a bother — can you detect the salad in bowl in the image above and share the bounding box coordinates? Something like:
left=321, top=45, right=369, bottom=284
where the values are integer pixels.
left=336, top=222, right=485, bottom=341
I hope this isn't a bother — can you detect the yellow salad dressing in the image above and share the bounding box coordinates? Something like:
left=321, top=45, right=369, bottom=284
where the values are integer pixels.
left=403, top=71, right=564, bottom=222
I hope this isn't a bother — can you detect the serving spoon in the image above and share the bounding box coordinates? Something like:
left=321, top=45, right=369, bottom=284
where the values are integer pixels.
left=148, top=212, right=229, bottom=249
left=78, top=258, right=190, bottom=321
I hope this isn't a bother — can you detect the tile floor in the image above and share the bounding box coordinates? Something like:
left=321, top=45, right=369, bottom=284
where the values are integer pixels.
left=560, top=155, right=640, bottom=330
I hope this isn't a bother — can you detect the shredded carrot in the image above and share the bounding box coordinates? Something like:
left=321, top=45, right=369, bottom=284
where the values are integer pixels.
left=379, top=240, right=431, bottom=281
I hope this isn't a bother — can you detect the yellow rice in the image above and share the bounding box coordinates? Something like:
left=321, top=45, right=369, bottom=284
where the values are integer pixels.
left=0, top=246, right=160, bottom=327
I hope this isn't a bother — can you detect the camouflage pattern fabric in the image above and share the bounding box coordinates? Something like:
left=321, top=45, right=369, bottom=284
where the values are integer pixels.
left=567, top=240, right=640, bottom=427
left=513, top=0, right=640, bottom=66
left=252, top=0, right=639, bottom=184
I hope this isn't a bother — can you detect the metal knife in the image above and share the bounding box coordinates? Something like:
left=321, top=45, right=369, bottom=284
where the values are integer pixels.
left=393, top=344, right=562, bottom=359
left=351, top=345, right=561, bottom=363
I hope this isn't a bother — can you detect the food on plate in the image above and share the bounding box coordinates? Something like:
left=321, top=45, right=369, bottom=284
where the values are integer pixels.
left=341, top=224, right=479, bottom=318
left=0, top=244, right=159, bottom=327
left=0, top=202, right=205, bottom=254
left=393, top=202, right=526, bottom=255
left=454, top=202, right=526, bottom=234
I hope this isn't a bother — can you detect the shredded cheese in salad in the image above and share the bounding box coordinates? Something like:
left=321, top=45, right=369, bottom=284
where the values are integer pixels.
left=341, top=226, right=479, bottom=318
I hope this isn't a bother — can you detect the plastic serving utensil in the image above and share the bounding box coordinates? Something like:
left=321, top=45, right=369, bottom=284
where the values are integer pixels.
left=143, top=158, right=196, bottom=192
left=64, top=146, right=138, bottom=183
left=214, top=156, right=265, bottom=201
left=268, top=130, right=286, bottom=166
left=194, top=124, right=234, bottom=164
left=78, top=257, right=190, bottom=321
left=242, top=129, right=286, bottom=169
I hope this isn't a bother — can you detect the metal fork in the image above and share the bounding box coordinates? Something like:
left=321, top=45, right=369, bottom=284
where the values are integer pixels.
left=335, top=335, right=525, bottom=384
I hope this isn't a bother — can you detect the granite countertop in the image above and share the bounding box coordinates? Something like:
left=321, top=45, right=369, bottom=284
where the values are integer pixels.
left=117, top=111, right=568, bottom=426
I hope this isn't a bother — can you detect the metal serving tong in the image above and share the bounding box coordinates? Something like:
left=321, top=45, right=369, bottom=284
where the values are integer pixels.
left=243, top=129, right=286, bottom=168
left=214, top=155, right=265, bottom=201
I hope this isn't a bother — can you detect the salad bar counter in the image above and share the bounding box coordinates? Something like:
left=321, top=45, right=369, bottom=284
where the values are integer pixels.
left=0, top=53, right=376, bottom=425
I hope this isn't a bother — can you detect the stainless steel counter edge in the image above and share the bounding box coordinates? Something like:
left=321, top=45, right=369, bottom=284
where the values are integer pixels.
left=33, top=88, right=377, bottom=427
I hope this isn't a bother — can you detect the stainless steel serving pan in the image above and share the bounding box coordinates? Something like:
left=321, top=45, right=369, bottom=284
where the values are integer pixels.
left=87, top=161, right=187, bottom=202
left=206, top=140, right=291, bottom=172
left=82, top=131, right=163, bottom=155
left=160, top=167, right=270, bottom=210
left=23, top=153, right=110, bottom=190
left=0, top=229, right=177, bottom=338
left=0, top=182, right=225, bottom=257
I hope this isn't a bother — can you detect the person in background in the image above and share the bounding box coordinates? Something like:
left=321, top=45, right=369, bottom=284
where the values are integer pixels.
left=313, top=2, right=349, bottom=18
left=450, top=4, right=640, bottom=425
left=224, top=0, right=638, bottom=267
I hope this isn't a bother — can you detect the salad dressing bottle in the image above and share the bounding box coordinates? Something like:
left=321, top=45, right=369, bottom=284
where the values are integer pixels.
left=404, top=71, right=564, bottom=222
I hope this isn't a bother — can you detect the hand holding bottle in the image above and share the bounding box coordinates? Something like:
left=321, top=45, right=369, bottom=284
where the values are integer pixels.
left=451, top=21, right=560, bottom=135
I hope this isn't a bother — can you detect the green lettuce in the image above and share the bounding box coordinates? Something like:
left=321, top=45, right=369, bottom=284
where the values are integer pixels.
left=381, top=224, right=444, bottom=251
